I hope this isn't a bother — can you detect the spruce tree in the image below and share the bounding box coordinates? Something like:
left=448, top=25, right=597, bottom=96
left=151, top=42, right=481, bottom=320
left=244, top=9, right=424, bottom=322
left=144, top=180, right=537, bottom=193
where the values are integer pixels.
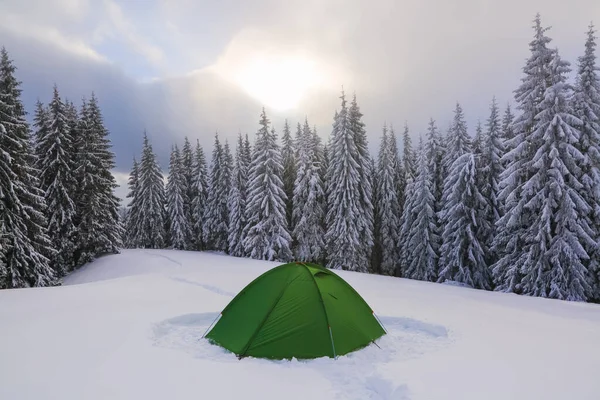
left=405, top=138, right=439, bottom=282
left=203, top=134, right=231, bottom=252
left=32, top=100, right=50, bottom=157
left=518, top=52, right=594, bottom=301
left=243, top=109, right=292, bottom=261
left=166, top=145, right=192, bottom=250
left=493, top=14, right=556, bottom=293
left=480, top=97, right=504, bottom=268
left=390, top=125, right=406, bottom=214
left=137, top=133, right=166, bottom=249
left=312, top=125, right=326, bottom=209
left=322, top=134, right=330, bottom=192
left=281, top=120, right=296, bottom=229
left=64, top=100, right=81, bottom=192
left=192, top=140, right=209, bottom=250
left=349, top=93, right=374, bottom=268
left=402, top=123, right=416, bottom=181
left=181, top=137, right=195, bottom=248
left=472, top=120, right=484, bottom=155
left=501, top=105, right=516, bottom=153
left=398, top=172, right=416, bottom=276
left=0, top=47, right=55, bottom=288
left=321, top=132, right=331, bottom=236
left=371, top=153, right=381, bottom=272
left=74, top=94, right=122, bottom=264
left=438, top=152, right=490, bottom=289
left=425, top=119, right=444, bottom=208
left=375, top=124, right=401, bottom=275
left=124, top=157, right=141, bottom=248
left=573, top=23, right=600, bottom=299
left=392, top=124, right=416, bottom=274
left=326, top=92, right=372, bottom=271
left=292, top=119, right=325, bottom=262
left=228, top=133, right=251, bottom=257
left=35, top=85, right=77, bottom=276
left=313, top=127, right=328, bottom=256
left=442, top=102, right=471, bottom=170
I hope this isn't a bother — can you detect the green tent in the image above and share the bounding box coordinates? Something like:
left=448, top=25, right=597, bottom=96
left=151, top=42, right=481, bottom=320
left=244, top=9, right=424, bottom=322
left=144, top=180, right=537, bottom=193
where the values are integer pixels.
left=204, top=261, right=386, bottom=360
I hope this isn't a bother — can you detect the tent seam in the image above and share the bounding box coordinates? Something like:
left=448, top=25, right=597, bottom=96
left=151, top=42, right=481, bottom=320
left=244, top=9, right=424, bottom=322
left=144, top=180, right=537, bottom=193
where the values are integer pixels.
left=299, top=262, right=337, bottom=358
left=216, top=264, right=296, bottom=316
left=238, top=269, right=303, bottom=359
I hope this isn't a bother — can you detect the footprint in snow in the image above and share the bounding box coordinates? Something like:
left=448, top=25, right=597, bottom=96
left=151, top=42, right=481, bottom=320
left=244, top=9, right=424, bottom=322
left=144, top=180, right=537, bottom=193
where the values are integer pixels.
left=151, top=313, right=451, bottom=400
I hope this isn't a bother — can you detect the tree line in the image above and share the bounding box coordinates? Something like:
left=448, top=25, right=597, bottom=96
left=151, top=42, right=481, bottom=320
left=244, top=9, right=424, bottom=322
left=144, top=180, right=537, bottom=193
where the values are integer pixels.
left=125, top=14, right=600, bottom=302
left=0, top=48, right=122, bottom=289
left=2, top=13, right=599, bottom=303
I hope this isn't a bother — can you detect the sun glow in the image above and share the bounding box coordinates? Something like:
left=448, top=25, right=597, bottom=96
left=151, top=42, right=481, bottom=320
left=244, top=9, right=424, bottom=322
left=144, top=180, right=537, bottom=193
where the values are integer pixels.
left=232, top=55, right=324, bottom=111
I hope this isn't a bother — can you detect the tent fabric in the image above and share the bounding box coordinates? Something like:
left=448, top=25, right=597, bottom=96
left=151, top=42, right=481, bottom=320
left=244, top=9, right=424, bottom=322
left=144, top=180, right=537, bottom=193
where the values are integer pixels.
left=205, top=262, right=386, bottom=360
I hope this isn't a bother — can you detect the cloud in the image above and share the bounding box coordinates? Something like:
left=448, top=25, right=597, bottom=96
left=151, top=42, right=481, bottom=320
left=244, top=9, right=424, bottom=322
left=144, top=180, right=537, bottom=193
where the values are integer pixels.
left=1, top=0, right=599, bottom=185
left=0, top=4, right=104, bottom=62
left=100, top=0, right=165, bottom=68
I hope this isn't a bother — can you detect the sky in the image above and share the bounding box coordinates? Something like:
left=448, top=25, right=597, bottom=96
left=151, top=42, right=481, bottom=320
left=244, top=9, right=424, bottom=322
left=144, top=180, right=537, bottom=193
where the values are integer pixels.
left=1, top=0, right=599, bottom=199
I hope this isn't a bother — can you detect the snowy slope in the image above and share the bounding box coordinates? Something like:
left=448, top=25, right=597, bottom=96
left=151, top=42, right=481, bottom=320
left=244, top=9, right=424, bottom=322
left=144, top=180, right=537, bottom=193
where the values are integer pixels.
left=1, top=250, right=600, bottom=400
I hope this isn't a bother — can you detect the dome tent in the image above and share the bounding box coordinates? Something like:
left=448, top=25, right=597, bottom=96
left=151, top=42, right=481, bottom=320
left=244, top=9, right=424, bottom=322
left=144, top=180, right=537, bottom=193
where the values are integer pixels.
left=204, top=262, right=386, bottom=360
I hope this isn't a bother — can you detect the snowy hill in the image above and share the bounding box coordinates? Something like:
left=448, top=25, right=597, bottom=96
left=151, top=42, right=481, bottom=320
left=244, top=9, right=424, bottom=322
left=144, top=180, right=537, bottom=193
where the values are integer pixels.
left=1, top=250, right=600, bottom=400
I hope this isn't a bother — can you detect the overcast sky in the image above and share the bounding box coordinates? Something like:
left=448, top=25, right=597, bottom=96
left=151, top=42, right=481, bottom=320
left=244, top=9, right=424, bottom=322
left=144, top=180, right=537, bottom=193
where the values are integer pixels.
left=1, top=0, right=598, bottom=198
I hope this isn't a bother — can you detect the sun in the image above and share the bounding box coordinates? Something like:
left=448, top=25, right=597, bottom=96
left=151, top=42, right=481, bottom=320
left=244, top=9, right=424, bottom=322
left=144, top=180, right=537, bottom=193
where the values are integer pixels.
left=232, top=55, right=324, bottom=111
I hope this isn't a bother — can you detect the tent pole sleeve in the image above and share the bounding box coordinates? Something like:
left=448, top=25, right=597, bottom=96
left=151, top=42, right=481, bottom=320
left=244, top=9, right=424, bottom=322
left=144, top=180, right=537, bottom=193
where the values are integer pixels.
left=328, top=326, right=337, bottom=359
left=300, top=263, right=337, bottom=359
left=202, top=312, right=222, bottom=338
left=373, top=311, right=387, bottom=334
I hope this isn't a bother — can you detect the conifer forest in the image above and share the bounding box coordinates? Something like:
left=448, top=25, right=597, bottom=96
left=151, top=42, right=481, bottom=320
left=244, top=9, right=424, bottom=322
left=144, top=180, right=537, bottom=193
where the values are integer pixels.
left=2, top=14, right=600, bottom=303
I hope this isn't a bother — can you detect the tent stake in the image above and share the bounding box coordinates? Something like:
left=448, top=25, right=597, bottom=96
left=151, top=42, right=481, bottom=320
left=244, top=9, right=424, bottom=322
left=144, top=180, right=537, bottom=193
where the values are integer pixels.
left=202, top=312, right=222, bottom=338
left=328, top=325, right=337, bottom=360
left=372, top=311, right=388, bottom=334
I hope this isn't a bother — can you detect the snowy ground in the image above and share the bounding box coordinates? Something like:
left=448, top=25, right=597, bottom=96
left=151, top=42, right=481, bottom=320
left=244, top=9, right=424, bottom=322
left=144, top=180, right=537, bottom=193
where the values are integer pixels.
left=1, top=250, right=600, bottom=400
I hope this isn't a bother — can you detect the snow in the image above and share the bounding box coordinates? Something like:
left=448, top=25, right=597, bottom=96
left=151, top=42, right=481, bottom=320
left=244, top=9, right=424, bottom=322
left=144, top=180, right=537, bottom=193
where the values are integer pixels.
left=1, top=249, right=600, bottom=400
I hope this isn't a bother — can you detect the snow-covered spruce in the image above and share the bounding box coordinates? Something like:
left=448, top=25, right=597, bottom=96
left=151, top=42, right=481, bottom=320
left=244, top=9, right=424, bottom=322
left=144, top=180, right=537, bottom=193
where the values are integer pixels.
left=192, top=140, right=209, bottom=250
left=572, top=24, right=600, bottom=300
left=325, top=92, right=373, bottom=272
left=136, top=133, right=166, bottom=249
left=73, top=93, right=122, bottom=265
left=0, top=47, right=56, bottom=288
left=438, top=152, right=490, bottom=289
left=402, top=123, right=416, bottom=182
left=32, top=100, right=49, bottom=157
left=389, top=125, right=406, bottom=214
left=203, top=133, right=231, bottom=252
left=442, top=103, right=471, bottom=173
left=374, top=124, right=401, bottom=275
left=371, top=155, right=381, bottom=271
left=228, top=133, right=251, bottom=257
left=472, top=120, right=483, bottom=156
left=124, top=157, right=141, bottom=248
left=425, top=119, right=444, bottom=210
left=281, top=119, right=296, bottom=230
left=292, top=118, right=325, bottom=263
left=243, top=109, right=292, bottom=261
left=500, top=104, right=516, bottom=170
left=479, top=97, right=504, bottom=268
left=181, top=137, right=195, bottom=249
left=35, top=85, right=77, bottom=276
left=518, top=52, right=595, bottom=301
left=166, top=145, right=192, bottom=250
left=311, top=124, right=327, bottom=239
left=351, top=94, right=375, bottom=269
left=493, top=14, right=556, bottom=293
left=404, top=137, right=439, bottom=282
